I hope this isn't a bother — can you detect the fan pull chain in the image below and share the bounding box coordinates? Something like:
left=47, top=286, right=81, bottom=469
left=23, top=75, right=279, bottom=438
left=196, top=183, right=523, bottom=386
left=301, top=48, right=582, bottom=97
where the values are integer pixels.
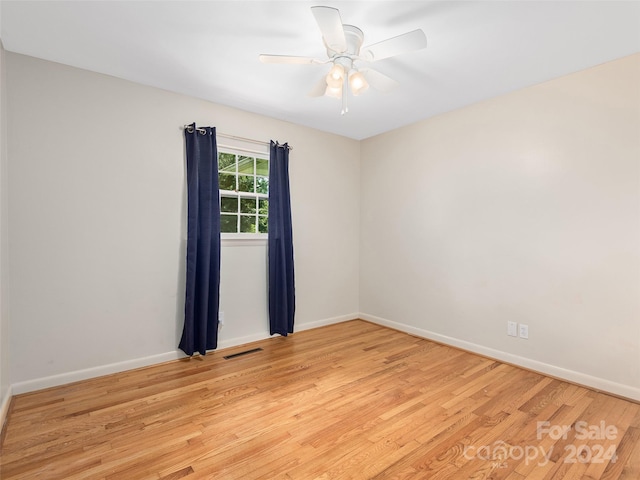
left=341, top=74, right=348, bottom=115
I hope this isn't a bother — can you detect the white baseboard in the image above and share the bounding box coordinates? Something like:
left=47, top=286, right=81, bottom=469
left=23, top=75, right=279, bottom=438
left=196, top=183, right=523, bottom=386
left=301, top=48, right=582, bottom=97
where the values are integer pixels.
left=216, top=331, right=271, bottom=350
left=10, top=313, right=358, bottom=395
left=296, top=312, right=360, bottom=332
left=9, top=313, right=636, bottom=404
left=11, top=351, right=185, bottom=395
left=217, top=313, right=359, bottom=349
left=1, top=384, right=12, bottom=431
left=360, top=313, right=640, bottom=402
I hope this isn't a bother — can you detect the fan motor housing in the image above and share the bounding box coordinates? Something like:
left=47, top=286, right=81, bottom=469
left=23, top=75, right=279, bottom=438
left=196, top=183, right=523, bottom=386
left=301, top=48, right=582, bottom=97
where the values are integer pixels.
left=326, top=24, right=364, bottom=59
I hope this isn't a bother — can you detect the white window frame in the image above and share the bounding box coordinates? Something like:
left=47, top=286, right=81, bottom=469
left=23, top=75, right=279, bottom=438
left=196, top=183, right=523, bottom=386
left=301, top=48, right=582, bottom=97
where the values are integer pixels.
left=218, top=146, right=269, bottom=242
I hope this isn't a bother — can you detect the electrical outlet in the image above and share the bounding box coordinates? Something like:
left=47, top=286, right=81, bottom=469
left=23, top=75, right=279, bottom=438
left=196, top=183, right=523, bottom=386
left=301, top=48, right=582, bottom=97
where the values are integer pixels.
left=519, top=324, right=529, bottom=339
left=507, top=321, right=518, bottom=337
left=219, top=311, right=225, bottom=327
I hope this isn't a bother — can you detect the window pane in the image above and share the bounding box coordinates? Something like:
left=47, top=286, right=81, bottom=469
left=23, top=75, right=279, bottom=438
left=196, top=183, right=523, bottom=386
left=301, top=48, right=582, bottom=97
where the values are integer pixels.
left=219, top=153, right=236, bottom=172
left=221, top=196, right=237, bottom=213
left=221, top=214, right=237, bottom=233
left=258, top=216, right=268, bottom=233
left=256, top=176, right=268, bottom=194
left=239, top=215, right=256, bottom=233
left=219, top=173, right=236, bottom=191
left=238, top=175, right=254, bottom=193
left=240, top=198, right=256, bottom=214
left=237, top=156, right=254, bottom=175
left=218, top=150, right=269, bottom=236
left=256, top=159, right=268, bottom=176
left=258, top=198, right=268, bottom=215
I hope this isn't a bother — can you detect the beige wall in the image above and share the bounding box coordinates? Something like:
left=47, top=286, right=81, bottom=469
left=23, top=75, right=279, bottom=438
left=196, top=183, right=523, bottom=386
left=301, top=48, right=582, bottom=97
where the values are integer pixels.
left=0, top=41, right=10, bottom=418
left=360, top=54, right=640, bottom=399
left=6, top=53, right=360, bottom=392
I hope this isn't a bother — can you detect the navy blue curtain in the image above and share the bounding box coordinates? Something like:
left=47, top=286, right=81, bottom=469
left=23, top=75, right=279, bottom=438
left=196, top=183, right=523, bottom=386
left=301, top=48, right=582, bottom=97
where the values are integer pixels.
left=268, top=141, right=295, bottom=336
left=179, top=123, right=221, bottom=356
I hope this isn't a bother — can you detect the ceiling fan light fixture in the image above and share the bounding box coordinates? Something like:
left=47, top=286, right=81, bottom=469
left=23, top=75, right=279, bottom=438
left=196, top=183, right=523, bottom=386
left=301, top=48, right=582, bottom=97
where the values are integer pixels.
left=325, top=84, right=342, bottom=99
left=349, top=70, right=369, bottom=96
left=326, top=63, right=345, bottom=88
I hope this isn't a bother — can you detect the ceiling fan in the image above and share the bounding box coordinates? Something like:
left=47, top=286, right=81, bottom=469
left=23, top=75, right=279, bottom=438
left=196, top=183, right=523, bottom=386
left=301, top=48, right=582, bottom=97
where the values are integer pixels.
left=259, top=6, right=427, bottom=114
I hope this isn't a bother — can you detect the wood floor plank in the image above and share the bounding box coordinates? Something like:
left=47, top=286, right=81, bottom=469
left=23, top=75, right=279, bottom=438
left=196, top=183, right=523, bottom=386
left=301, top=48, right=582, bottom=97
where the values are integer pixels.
left=1, top=320, right=638, bottom=479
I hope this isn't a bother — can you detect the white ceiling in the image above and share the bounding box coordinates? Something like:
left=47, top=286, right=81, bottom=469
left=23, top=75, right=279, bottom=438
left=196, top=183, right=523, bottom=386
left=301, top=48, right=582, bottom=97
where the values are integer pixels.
left=1, top=1, right=639, bottom=140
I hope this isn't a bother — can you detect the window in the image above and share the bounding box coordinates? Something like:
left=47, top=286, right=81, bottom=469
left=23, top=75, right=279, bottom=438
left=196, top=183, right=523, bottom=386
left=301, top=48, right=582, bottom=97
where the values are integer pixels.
left=218, top=150, right=269, bottom=234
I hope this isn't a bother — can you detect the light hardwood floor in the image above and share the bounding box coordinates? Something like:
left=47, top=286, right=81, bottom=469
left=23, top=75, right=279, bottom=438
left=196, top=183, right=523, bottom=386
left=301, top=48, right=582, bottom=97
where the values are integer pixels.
left=1, top=320, right=638, bottom=479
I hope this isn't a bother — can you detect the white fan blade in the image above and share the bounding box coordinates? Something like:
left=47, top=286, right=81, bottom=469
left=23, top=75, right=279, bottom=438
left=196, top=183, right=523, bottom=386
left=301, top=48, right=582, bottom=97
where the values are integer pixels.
left=259, top=54, right=321, bottom=65
left=360, top=68, right=399, bottom=93
left=361, top=29, right=427, bottom=62
left=311, top=6, right=347, bottom=53
left=308, top=76, right=328, bottom=97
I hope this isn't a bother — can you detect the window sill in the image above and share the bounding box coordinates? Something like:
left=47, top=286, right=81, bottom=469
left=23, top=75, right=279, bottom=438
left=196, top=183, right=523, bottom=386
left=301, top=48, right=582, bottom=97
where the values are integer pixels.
left=221, top=233, right=268, bottom=246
